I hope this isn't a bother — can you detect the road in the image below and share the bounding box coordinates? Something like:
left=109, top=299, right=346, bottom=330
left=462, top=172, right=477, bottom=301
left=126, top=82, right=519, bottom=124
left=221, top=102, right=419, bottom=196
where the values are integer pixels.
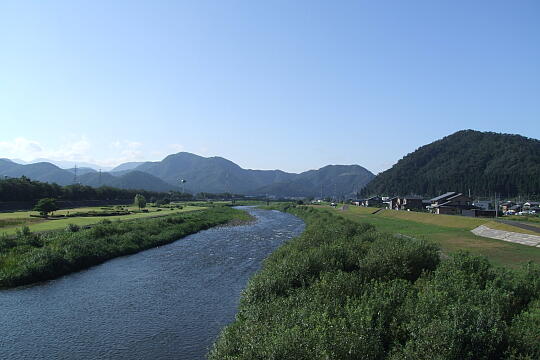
left=495, top=219, right=540, bottom=234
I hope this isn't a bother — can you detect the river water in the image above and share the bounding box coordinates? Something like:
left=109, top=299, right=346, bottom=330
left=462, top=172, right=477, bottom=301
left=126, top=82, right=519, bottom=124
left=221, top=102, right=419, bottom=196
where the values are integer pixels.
left=0, top=207, right=304, bottom=359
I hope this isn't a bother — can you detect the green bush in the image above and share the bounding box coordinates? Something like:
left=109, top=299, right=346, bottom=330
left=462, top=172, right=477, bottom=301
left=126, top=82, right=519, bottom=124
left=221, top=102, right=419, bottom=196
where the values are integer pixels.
left=65, top=223, right=80, bottom=232
left=210, top=205, right=540, bottom=360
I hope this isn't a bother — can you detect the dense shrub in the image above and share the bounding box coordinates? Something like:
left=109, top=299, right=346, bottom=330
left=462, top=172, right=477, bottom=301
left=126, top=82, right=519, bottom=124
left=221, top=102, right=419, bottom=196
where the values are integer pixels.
left=210, top=205, right=540, bottom=360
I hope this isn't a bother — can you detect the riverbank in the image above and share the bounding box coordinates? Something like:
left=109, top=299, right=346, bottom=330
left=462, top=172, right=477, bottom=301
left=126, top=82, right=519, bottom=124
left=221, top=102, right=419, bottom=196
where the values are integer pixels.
left=210, top=205, right=540, bottom=359
left=0, top=206, right=250, bottom=288
left=0, top=204, right=206, bottom=235
left=321, top=205, right=540, bottom=267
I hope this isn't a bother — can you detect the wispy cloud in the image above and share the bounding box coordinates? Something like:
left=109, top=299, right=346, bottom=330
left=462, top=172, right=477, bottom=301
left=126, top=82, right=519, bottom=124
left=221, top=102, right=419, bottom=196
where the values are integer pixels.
left=0, top=137, right=192, bottom=167
left=0, top=137, right=43, bottom=158
left=0, top=137, right=91, bottom=162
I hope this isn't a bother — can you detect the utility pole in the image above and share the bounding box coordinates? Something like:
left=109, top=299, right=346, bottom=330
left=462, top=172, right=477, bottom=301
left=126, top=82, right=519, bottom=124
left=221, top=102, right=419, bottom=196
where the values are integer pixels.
left=495, top=192, right=498, bottom=218
left=99, top=169, right=102, bottom=186
left=73, top=164, right=78, bottom=184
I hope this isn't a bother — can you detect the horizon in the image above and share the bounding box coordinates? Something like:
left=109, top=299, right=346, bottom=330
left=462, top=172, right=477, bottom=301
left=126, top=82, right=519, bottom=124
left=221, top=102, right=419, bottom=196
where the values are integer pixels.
left=4, top=128, right=538, bottom=175
left=1, top=1, right=539, bottom=173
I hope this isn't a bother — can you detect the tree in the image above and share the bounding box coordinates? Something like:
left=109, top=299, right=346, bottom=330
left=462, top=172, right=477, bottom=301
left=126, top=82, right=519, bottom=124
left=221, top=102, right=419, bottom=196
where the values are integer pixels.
left=33, top=198, right=59, bottom=217
left=134, top=194, right=147, bottom=210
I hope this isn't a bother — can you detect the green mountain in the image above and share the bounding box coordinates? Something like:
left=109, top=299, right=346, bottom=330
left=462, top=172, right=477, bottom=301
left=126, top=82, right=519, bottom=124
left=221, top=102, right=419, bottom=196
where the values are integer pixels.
left=362, top=130, right=540, bottom=198
left=0, top=159, right=74, bottom=185
left=0, top=159, right=176, bottom=192
left=254, top=165, right=375, bottom=197
left=129, top=152, right=373, bottom=196
left=133, top=152, right=298, bottom=194
left=111, top=162, right=145, bottom=172
left=2, top=153, right=374, bottom=196
left=78, top=171, right=178, bottom=192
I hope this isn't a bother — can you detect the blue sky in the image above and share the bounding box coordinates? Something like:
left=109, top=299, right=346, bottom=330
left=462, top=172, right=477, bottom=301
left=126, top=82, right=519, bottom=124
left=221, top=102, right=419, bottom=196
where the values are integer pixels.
left=1, top=1, right=539, bottom=173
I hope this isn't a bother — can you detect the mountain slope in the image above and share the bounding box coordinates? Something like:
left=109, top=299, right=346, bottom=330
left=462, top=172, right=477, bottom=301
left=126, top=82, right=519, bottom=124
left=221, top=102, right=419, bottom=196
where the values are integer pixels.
left=29, top=158, right=110, bottom=171
left=253, top=165, right=375, bottom=197
left=2, top=153, right=374, bottom=196
left=133, top=152, right=298, bottom=193
left=77, top=171, right=178, bottom=192
left=0, top=160, right=74, bottom=185
left=128, top=152, right=374, bottom=195
left=0, top=159, right=177, bottom=192
left=362, top=130, right=540, bottom=197
left=111, top=162, right=145, bottom=172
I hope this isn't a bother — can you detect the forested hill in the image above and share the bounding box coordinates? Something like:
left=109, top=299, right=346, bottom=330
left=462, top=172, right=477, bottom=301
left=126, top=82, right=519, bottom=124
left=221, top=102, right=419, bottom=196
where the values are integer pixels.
left=361, top=130, right=540, bottom=198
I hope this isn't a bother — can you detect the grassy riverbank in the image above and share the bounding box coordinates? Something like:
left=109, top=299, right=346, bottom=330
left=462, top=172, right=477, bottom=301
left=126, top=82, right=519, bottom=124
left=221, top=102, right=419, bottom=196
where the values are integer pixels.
left=210, top=205, right=540, bottom=359
left=0, top=206, right=250, bottom=288
left=323, top=206, right=540, bottom=267
left=0, top=204, right=205, bottom=235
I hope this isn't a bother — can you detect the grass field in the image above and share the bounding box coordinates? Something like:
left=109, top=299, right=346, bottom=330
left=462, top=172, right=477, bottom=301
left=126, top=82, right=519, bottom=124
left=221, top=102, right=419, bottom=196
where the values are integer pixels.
left=0, top=205, right=206, bottom=235
left=317, top=205, right=540, bottom=267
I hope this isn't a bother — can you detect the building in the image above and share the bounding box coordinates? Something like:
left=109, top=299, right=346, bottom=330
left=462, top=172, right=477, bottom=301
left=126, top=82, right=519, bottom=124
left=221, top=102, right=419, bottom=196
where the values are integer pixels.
left=523, top=202, right=540, bottom=210
left=398, top=195, right=424, bottom=210
left=385, top=195, right=424, bottom=211
left=472, top=200, right=492, bottom=211
left=383, top=196, right=399, bottom=209
left=500, top=201, right=515, bottom=213
left=362, top=196, right=383, bottom=207
left=428, top=192, right=473, bottom=215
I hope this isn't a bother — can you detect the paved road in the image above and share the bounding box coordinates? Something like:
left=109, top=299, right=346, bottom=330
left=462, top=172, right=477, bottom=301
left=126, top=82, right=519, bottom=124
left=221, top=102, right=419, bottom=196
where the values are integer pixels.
left=472, top=225, right=540, bottom=247
left=495, top=219, right=540, bottom=234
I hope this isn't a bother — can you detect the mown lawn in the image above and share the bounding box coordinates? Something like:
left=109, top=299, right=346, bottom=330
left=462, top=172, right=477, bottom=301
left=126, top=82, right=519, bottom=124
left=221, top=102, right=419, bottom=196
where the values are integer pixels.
left=322, top=206, right=540, bottom=267
left=0, top=205, right=206, bottom=235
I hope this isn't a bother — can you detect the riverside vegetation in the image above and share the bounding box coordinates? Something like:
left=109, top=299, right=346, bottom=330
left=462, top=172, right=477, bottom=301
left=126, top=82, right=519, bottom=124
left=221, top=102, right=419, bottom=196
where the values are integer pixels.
left=0, top=206, right=250, bottom=288
left=210, top=205, right=540, bottom=360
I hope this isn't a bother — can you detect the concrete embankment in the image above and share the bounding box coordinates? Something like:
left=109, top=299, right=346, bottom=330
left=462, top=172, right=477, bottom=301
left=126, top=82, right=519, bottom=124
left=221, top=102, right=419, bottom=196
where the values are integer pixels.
left=472, top=225, right=540, bottom=247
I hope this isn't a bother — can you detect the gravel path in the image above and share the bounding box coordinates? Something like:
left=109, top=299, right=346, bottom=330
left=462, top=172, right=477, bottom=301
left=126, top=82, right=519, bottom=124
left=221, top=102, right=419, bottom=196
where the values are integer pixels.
left=471, top=225, right=540, bottom=247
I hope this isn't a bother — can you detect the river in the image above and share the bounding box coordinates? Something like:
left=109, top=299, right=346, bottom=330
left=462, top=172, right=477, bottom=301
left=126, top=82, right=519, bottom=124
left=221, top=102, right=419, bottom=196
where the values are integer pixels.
left=0, top=207, right=304, bottom=359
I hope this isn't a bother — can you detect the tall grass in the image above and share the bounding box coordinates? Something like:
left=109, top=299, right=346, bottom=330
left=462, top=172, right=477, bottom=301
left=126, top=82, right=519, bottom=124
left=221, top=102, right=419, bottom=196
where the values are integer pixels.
left=210, top=205, right=540, bottom=360
left=0, top=206, right=249, bottom=288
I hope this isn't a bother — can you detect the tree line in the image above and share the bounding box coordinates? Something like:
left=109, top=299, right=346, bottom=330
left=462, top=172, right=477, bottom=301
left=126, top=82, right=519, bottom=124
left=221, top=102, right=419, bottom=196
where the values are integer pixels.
left=0, top=176, right=175, bottom=202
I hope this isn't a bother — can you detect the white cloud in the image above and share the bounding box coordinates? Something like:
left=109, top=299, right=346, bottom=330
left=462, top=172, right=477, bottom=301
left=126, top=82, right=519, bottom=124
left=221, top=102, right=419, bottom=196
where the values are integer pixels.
left=0, top=136, right=143, bottom=166
left=0, top=137, right=43, bottom=159
left=46, top=137, right=92, bottom=161
left=0, top=136, right=96, bottom=163
left=0, top=137, right=190, bottom=169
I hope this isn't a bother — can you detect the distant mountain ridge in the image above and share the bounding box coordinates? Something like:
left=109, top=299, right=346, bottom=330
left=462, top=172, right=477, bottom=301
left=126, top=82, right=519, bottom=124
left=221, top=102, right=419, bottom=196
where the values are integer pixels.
left=0, top=159, right=177, bottom=192
left=125, top=152, right=374, bottom=196
left=361, top=130, right=540, bottom=197
left=111, top=162, right=145, bottom=172
left=1, top=153, right=374, bottom=196
left=255, top=165, right=375, bottom=197
left=26, top=158, right=112, bottom=171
